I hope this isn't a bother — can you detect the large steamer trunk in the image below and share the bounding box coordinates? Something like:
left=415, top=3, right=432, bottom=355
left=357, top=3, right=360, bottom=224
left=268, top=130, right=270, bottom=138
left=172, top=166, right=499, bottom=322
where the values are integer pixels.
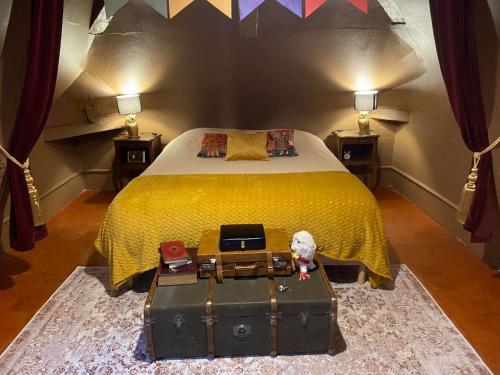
left=144, top=259, right=338, bottom=360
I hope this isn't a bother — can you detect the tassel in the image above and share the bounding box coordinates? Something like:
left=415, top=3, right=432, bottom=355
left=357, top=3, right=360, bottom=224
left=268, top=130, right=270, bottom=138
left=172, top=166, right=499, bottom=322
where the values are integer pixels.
left=455, top=137, right=500, bottom=225
left=0, top=146, right=45, bottom=227
left=24, top=163, right=44, bottom=227
left=456, top=153, right=480, bottom=225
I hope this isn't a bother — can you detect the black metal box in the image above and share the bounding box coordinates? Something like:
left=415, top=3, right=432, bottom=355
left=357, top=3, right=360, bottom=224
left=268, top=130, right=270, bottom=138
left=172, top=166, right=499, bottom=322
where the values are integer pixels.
left=144, top=260, right=338, bottom=360
left=219, top=224, right=266, bottom=251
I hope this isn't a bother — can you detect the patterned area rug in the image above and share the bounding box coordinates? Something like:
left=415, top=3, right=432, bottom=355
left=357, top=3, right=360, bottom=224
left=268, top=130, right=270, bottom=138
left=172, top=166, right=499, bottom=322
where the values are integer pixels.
left=0, top=266, right=491, bottom=374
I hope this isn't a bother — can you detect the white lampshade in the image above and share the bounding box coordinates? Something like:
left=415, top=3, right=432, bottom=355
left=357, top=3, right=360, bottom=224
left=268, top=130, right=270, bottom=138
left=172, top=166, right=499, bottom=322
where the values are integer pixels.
left=354, top=90, right=378, bottom=111
left=116, top=94, right=142, bottom=115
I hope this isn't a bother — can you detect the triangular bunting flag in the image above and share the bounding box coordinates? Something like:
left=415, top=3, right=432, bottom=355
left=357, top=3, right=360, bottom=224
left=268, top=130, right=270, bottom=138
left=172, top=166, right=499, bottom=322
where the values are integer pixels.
left=206, top=0, right=232, bottom=18
left=304, top=0, right=326, bottom=17
left=143, top=0, right=169, bottom=17
left=275, top=0, right=302, bottom=17
left=239, top=0, right=266, bottom=21
left=104, top=0, right=131, bottom=17
left=169, top=0, right=194, bottom=17
left=348, top=0, right=368, bottom=14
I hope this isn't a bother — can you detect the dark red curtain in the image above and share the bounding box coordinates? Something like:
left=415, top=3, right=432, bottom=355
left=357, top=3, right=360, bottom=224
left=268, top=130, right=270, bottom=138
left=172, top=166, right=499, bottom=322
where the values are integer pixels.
left=429, top=0, right=496, bottom=242
left=7, top=0, right=64, bottom=250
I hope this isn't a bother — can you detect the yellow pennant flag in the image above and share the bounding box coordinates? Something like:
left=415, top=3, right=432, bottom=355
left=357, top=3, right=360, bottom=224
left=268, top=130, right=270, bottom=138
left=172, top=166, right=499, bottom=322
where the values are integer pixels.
left=168, top=0, right=194, bottom=17
left=206, top=0, right=232, bottom=18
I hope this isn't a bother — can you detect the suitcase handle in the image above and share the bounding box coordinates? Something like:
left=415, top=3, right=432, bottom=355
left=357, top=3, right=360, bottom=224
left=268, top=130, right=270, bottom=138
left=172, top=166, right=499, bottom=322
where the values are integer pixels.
left=233, top=264, right=258, bottom=271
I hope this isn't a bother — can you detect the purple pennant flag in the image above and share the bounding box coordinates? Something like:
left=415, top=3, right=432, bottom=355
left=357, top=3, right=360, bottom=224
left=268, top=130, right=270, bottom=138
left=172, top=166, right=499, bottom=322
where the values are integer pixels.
left=275, top=0, right=302, bottom=17
left=239, top=0, right=266, bottom=20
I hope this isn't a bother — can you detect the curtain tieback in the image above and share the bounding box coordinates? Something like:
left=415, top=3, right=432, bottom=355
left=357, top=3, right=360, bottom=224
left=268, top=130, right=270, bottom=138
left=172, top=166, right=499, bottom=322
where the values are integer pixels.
left=0, top=144, right=29, bottom=169
left=0, top=144, right=44, bottom=227
left=457, top=136, right=500, bottom=224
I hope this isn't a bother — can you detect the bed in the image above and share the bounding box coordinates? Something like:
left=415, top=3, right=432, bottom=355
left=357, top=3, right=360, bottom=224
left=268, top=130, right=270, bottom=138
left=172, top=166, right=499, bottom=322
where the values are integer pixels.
left=95, top=128, right=391, bottom=290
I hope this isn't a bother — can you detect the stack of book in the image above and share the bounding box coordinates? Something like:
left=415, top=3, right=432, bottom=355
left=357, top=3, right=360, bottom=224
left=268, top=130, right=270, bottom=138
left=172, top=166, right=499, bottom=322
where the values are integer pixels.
left=158, top=241, right=198, bottom=286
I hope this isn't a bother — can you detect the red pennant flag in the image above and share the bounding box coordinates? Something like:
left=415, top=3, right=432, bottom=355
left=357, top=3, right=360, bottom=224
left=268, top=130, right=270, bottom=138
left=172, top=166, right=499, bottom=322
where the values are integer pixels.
left=304, top=0, right=326, bottom=17
left=348, top=0, right=368, bottom=13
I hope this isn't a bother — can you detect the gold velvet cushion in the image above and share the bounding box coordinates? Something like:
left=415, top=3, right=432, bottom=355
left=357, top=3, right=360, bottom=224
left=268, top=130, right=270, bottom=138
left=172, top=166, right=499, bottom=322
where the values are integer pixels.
left=225, top=132, right=269, bottom=161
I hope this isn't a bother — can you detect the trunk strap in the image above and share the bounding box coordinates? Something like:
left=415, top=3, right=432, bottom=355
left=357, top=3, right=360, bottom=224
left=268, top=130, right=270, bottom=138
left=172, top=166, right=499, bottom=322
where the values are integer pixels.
left=144, top=271, right=158, bottom=360
left=316, top=255, right=338, bottom=355
left=267, top=278, right=278, bottom=356
left=204, top=277, right=217, bottom=358
left=215, top=253, right=223, bottom=283
left=266, top=251, right=274, bottom=279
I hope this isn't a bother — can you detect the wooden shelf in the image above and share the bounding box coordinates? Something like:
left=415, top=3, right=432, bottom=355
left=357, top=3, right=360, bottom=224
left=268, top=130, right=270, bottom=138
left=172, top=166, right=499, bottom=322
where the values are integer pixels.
left=112, top=133, right=162, bottom=191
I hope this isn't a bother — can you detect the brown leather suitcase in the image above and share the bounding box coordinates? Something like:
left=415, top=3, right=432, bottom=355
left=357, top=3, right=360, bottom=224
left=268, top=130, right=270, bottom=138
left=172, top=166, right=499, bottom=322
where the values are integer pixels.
left=144, top=257, right=338, bottom=360
left=196, top=228, right=293, bottom=282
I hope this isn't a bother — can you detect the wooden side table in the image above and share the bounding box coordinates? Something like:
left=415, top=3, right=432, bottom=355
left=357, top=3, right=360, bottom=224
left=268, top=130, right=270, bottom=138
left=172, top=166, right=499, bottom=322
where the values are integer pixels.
left=112, top=133, right=162, bottom=191
left=329, top=130, right=379, bottom=190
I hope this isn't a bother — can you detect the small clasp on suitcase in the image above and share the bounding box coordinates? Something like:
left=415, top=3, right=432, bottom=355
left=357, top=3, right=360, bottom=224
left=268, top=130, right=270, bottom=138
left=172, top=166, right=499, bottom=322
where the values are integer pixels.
left=272, top=257, right=288, bottom=270
left=200, top=259, right=217, bottom=272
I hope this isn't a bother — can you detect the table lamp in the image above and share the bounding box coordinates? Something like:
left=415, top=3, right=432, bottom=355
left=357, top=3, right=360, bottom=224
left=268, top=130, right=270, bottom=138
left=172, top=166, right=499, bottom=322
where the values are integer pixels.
left=354, top=90, right=378, bottom=135
left=116, top=94, right=142, bottom=139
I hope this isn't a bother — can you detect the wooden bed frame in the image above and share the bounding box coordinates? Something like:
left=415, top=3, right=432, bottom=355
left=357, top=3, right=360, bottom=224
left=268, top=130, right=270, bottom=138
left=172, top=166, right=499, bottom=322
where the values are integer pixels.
left=318, top=255, right=368, bottom=284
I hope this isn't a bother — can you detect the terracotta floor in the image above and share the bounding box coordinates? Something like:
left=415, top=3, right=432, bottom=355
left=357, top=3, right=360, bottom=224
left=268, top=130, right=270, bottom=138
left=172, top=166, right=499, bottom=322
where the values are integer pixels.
left=0, top=188, right=499, bottom=372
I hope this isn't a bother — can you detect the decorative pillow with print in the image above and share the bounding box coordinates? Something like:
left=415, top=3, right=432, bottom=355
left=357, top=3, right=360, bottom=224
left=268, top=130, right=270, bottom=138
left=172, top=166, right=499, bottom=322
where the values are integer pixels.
left=266, top=129, right=298, bottom=157
left=197, top=133, right=228, bottom=158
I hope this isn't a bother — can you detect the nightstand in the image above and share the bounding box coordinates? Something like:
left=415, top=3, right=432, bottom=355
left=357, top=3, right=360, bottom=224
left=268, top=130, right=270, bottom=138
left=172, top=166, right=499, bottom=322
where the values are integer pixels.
left=328, top=130, right=379, bottom=190
left=112, top=133, right=162, bottom=191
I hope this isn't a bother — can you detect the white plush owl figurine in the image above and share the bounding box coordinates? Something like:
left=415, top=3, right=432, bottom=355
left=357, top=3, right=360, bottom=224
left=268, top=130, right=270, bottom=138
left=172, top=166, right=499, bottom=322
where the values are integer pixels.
left=291, top=231, right=317, bottom=280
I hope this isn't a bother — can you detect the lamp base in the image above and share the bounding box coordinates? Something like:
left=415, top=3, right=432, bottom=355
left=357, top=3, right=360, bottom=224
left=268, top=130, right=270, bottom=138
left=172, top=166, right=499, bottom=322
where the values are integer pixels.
left=358, top=111, right=370, bottom=135
left=125, top=114, right=139, bottom=139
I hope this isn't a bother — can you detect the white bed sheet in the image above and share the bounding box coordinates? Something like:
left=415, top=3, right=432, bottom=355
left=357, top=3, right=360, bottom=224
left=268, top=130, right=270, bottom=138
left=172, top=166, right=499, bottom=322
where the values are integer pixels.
left=142, top=128, right=348, bottom=176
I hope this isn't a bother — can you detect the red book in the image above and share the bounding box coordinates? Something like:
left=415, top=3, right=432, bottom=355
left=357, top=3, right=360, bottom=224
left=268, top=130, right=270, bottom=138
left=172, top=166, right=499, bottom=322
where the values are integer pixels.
left=159, top=241, right=187, bottom=264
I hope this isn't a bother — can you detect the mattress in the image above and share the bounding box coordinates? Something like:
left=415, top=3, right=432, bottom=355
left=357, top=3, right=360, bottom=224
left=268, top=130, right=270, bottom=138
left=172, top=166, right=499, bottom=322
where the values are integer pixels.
left=142, top=128, right=348, bottom=176
left=96, top=128, right=390, bottom=290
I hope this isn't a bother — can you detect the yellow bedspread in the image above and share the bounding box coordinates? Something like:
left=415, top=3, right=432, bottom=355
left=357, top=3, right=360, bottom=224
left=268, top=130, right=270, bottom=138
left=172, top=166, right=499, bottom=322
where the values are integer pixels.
left=95, top=172, right=391, bottom=290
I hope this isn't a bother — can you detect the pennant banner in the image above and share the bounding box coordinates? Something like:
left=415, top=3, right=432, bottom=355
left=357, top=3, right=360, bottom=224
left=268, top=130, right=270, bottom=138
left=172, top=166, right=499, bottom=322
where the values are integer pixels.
left=104, top=0, right=130, bottom=17
left=239, top=0, right=266, bottom=20
left=143, top=0, right=169, bottom=17
left=348, top=0, right=368, bottom=14
left=304, top=0, right=326, bottom=17
left=105, top=0, right=368, bottom=22
left=169, top=0, right=194, bottom=17
left=275, top=0, right=302, bottom=17
left=105, top=0, right=168, bottom=17
left=207, top=0, right=232, bottom=18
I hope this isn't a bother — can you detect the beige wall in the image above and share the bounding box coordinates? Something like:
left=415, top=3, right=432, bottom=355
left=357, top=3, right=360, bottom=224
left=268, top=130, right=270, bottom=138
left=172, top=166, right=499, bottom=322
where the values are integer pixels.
left=381, top=0, right=500, bottom=263
left=0, top=0, right=94, bottom=250
left=2, top=0, right=498, bottom=264
left=0, top=0, right=12, bottom=55
left=47, top=0, right=421, bottom=184
left=481, top=0, right=500, bottom=265
left=49, top=0, right=498, bottom=266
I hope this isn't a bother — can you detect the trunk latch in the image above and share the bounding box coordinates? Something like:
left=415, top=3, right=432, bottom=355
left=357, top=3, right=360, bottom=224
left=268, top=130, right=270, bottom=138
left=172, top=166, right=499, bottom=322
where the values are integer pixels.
left=233, top=324, right=251, bottom=338
left=172, top=313, right=186, bottom=330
